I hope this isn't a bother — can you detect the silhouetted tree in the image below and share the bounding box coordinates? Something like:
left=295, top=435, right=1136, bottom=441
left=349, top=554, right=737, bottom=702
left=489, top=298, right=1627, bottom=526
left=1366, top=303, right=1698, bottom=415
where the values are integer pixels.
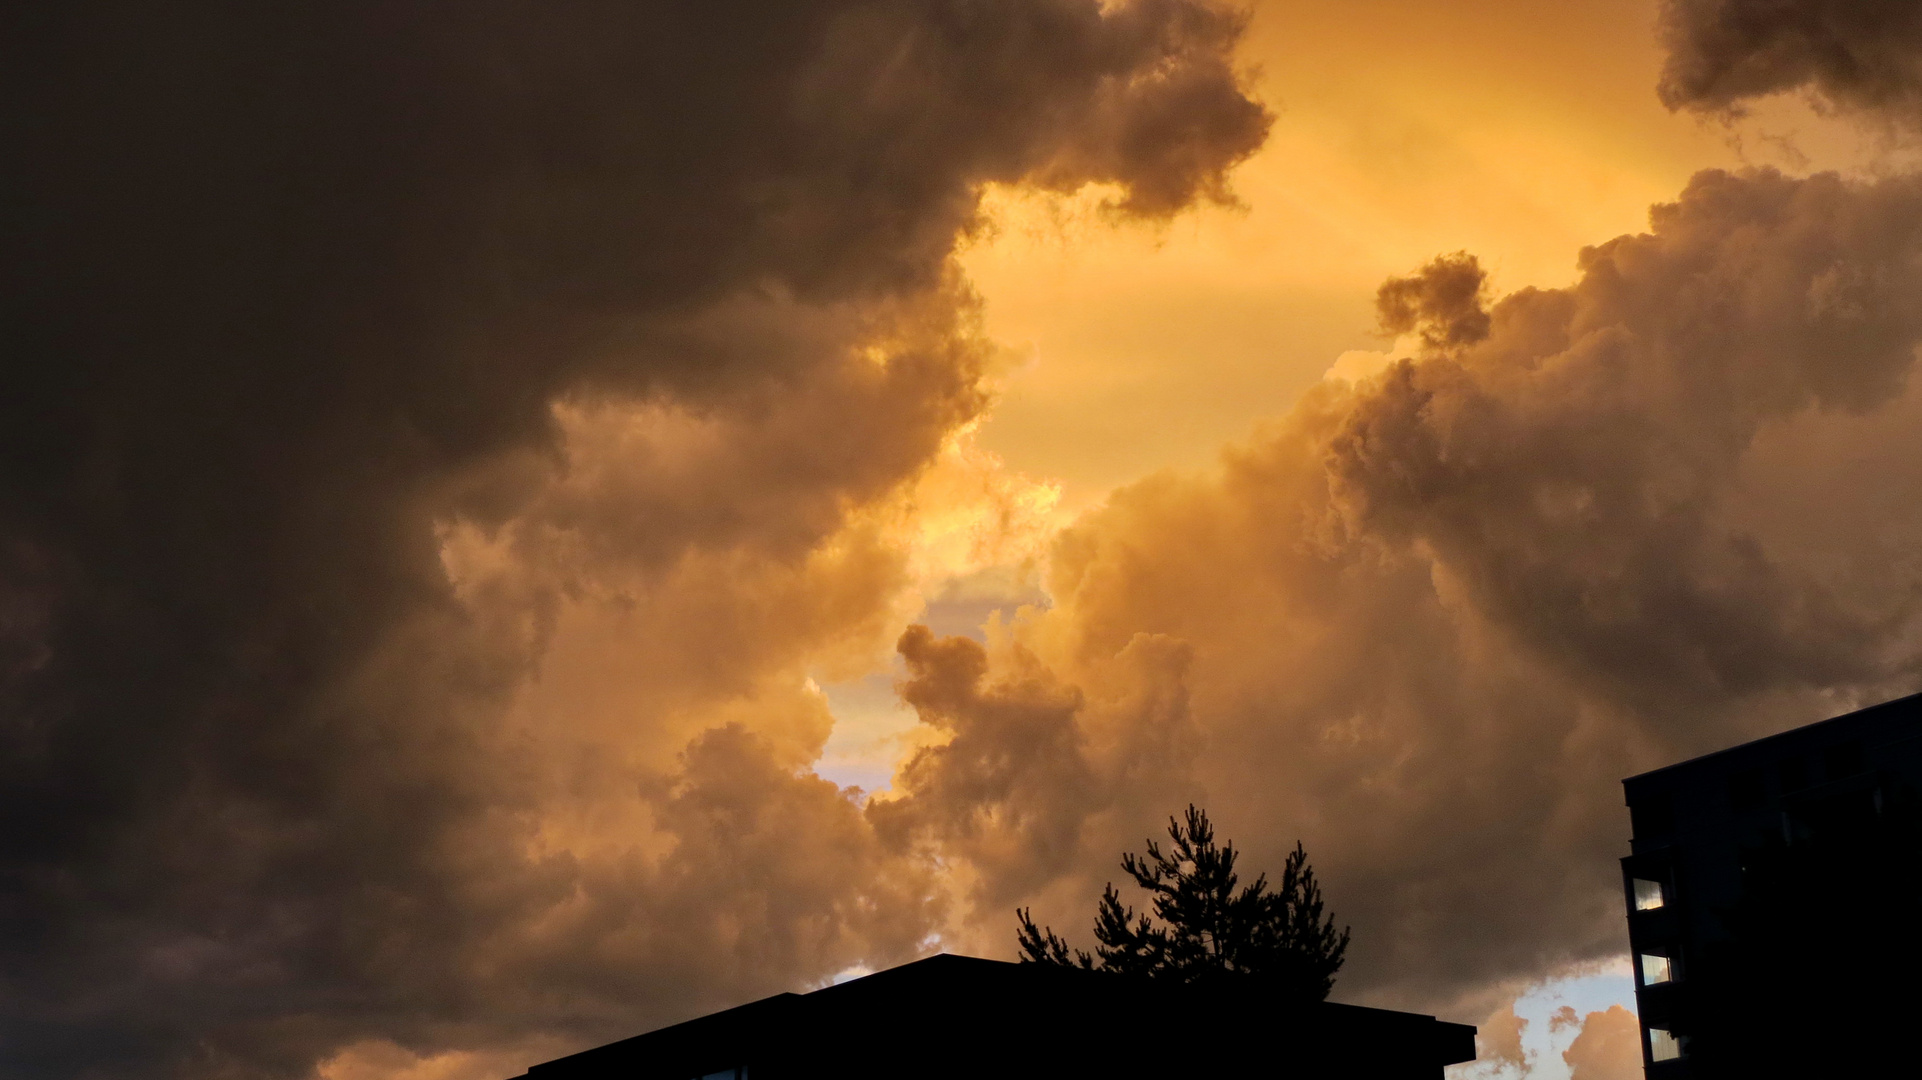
left=1017, top=806, right=1350, bottom=1001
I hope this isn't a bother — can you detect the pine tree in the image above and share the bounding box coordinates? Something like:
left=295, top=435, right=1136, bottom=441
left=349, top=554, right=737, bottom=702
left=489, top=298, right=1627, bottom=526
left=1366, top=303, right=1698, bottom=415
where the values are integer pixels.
left=1016, top=806, right=1350, bottom=1002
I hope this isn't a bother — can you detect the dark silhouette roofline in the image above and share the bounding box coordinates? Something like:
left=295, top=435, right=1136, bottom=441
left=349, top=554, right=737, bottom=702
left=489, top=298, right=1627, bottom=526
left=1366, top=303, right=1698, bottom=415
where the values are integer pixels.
left=510, top=952, right=1477, bottom=1079
left=1624, top=690, right=1922, bottom=786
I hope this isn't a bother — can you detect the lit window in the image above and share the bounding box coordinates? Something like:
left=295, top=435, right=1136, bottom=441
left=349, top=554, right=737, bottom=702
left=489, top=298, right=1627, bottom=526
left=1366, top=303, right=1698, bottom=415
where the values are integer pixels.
left=1639, top=953, right=1671, bottom=985
left=1648, top=1027, right=1683, bottom=1061
left=1633, top=878, right=1666, bottom=910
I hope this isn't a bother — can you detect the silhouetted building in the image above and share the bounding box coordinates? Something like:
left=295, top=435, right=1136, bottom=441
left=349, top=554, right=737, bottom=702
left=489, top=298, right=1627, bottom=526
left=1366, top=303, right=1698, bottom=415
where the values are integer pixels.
left=1621, top=692, right=1922, bottom=1079
left=508, top=953, right=1476, bottom=1079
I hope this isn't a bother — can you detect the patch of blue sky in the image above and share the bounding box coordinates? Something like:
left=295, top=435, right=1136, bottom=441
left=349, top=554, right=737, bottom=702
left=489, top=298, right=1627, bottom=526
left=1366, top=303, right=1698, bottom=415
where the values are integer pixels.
left=813, top=666, right=915, bottom=796
left=1448, top=956, right=1637, bottom=1080
left=917, top=564, right=1050, bottom=643
left=812, top=580, right=1049, bottom=796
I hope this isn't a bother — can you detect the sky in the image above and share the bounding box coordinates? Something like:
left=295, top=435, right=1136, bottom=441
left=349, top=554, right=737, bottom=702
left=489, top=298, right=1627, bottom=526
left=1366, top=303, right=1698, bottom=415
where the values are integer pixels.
left=7, top=1, right=1922, bottom=1078
left=963, top=0, right=1915, bottom=505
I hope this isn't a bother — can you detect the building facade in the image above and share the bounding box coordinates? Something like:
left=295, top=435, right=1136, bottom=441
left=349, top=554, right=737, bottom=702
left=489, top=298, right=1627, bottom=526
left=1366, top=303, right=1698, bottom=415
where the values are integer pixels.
left=1621, top=692, right=1922, bottom=1078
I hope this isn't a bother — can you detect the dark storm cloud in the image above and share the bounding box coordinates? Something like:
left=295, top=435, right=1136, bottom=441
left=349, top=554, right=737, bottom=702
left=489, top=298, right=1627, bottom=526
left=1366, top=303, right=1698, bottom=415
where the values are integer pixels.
left=872, top=625, right=1197, bottom=910
left=1335, top=171, right=1922, bottom=717
left=1658, top=0, right=1922, bottom=122
left=0, top=2, right=1267, bottom=1076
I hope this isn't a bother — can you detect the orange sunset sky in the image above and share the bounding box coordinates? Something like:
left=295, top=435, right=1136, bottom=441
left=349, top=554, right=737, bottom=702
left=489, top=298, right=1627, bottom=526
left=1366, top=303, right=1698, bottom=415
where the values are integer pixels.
left=8, top=1, right=1922, bottom=1078
left=968, top=0, right=1903, bottom=501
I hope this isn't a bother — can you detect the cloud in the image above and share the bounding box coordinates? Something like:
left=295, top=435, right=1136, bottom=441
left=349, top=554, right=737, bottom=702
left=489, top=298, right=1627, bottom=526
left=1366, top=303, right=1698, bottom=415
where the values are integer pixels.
left=870, top=623, right=1199, bottom=915
left=0, top=1, right=1267, bottom=1075
left=1548, top=1005, right=1580, bottom=1034
left=1328, top=171, right=1922, bottom=717
left=316, top=1038, right=571, bottom=1080
left=1559, top=1006, right=1642, bottom=1080
left=22, top=3, right=1922, bottom=1074
left=1658, top=0, right=1922, bottom=125
left=1376, top=252, right=1492, bottom=350
left=1476, top=998, right=1532, bottom=1073
left=862, top=166, right=1922, bottom=1013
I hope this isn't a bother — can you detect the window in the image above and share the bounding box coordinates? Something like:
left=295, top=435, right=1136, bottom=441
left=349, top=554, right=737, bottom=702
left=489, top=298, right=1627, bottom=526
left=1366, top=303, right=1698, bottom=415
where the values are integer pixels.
left=1639, top=953, right=1671, bottom=985
left=1648, top=1027, right=1683, bottom=1062
left=1632, top=877, right=1666, bottom=911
